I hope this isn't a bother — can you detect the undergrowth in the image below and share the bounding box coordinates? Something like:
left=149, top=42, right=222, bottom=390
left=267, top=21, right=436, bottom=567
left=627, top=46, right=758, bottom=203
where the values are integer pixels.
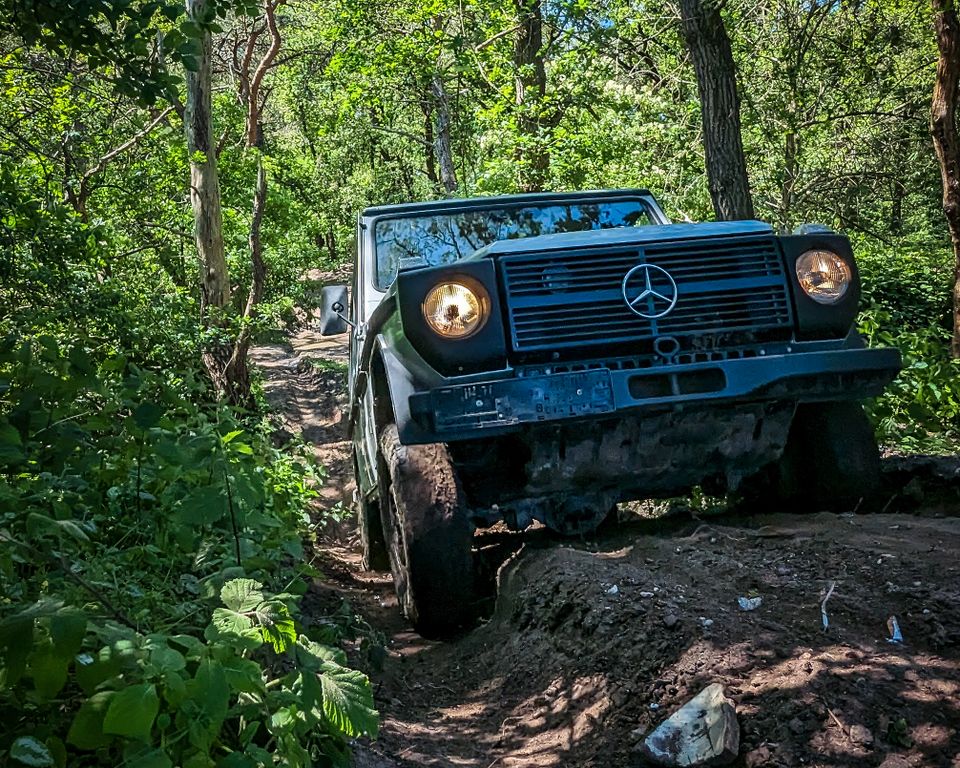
left=856, top=239, right=960, bottom=454
left=0, top=184, right=378, bottom=767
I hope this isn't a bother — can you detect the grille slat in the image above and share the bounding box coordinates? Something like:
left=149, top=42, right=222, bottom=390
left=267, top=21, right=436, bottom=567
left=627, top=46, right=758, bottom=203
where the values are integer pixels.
left=500, top=235, right=793, bottom=353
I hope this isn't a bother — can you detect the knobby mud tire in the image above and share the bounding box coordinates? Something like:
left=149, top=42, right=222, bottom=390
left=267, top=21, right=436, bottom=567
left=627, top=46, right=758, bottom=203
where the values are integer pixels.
left=378, top=425, right=477, bottom=637
left=741, top=401, right=881, bottom=512
left=354, top=454, right=389, bottom=571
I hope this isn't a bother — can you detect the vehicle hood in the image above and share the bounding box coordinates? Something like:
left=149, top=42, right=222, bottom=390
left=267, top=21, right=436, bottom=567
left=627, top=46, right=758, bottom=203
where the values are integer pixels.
left=466, top=220, right=774, bottom=261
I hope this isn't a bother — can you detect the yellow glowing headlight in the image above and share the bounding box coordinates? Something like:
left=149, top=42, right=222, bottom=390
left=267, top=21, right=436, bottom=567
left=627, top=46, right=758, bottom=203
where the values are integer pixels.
left=795, top=249, right=852, bottom=305
left=422, top=281, right=488, bottom=339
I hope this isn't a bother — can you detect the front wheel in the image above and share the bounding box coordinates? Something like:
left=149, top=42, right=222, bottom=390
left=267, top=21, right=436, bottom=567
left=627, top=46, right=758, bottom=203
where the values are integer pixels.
left=378, top=425, right=477, bottom=637
left=741, top=401, right=881, bottom=512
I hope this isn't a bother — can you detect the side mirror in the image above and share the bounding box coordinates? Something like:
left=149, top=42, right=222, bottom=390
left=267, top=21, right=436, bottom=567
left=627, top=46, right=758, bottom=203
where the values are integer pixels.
left=319, top=285, right=350, bottom=336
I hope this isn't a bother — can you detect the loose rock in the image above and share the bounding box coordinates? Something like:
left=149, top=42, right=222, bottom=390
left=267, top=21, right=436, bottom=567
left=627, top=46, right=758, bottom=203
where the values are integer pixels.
left=638, top=683, right=739, bottom=766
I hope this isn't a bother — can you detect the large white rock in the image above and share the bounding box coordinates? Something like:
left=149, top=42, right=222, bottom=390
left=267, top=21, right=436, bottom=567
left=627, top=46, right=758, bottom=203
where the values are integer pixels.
left=638, top=683, right=740, bottom=767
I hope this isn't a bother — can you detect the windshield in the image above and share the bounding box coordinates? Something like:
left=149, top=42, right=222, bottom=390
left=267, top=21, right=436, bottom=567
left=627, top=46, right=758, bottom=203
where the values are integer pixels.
left=373, top=199, right=652, bottom=289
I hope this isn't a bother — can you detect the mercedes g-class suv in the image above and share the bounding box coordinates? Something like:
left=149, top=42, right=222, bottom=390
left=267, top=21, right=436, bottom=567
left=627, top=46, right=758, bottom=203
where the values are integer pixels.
left=319, top=189, right=901, bottom=636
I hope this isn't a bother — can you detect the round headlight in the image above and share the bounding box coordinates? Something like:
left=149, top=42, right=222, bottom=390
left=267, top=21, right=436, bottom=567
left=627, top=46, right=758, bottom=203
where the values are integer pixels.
left=795, top=250, right=852, bottom=304
left=422, top=281, right=488, bottom=339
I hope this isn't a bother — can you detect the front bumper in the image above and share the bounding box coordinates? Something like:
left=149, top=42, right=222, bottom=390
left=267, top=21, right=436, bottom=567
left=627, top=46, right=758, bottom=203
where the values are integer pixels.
left=408, top=345, right=901, bottom=441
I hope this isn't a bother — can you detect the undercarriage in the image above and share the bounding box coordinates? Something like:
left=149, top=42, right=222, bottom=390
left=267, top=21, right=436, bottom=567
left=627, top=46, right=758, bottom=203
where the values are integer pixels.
left=453, top=402, right=796, bottom=534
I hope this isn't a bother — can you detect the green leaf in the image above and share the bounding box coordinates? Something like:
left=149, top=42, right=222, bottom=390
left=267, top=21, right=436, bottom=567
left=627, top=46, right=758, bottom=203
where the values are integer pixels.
left=298, top=638, right=348, bottom=668
left=0, top=615, right=33, bottom=686
left=53, top=519, right=89, bottom=543
left=220, top=656, right=264, bottom=694
left=178, top=485, right=226, bottom=525
left=103, top=683, right=160, bottom=740
left=9, top=736, right=54, bottom=766
left=25, top=514, right=89, bottom=543
left=211, top=608, right=259, bottom=644
left=133, top=402, right=164, bottom=429
left=150, top=645, right=185, bottom=673
left=0, top=420, right=24, bottom=464
left=221, top=429, right=244, bottom=444
left=188, top=659, right=229, bottom=729
left=75, top=646, right=123, bottom=695
left=67, top=691, right=115, bottom=749
left=221, top=579, right=263, bottom=612
left=123, top=745, right=173, bottom=768
left=168, top=634, right=206, bottom=658
left=256, top=602, right=295, bottom=654
left=29, top=644, right=69, bottom=698
left=318, top=662, right=379, bottom=738
left=50, top=610, right=86, bottom=656
left=217, top=753, right=257, bottom=768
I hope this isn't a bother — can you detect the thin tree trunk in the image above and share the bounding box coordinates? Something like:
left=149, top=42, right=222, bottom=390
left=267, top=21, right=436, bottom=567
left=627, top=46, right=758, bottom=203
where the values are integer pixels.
left=514, top=0, right=548, bottom=192
left=222, top=0, right=284, bottom=407
left=782, top=128, right=797, bottom=232
left=431, top=75, right=458, bottom=194
left=423, top=100, right=438, bottom=186
left=931, top=0, right=960, bottom=357
left=184, top=0, right=229, bottom=314
left=222, top=152, right=267, bottom=406
left=679, top=0, right=755, bottom=221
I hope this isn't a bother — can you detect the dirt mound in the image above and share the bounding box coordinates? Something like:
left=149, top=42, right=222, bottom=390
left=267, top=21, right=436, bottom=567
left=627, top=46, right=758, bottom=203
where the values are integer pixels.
left=367, top=513, right=960, bottom=767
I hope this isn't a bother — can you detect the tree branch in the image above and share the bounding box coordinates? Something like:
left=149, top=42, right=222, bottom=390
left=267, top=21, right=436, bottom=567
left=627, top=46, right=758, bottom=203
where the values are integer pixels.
left=71, top=106, right=175, bottom=203
left=246, top=0, right=287, bottom=147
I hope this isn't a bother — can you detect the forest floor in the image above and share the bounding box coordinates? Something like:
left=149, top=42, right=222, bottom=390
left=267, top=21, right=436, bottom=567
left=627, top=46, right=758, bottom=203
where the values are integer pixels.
left=250, top=308, right=960, bottom=768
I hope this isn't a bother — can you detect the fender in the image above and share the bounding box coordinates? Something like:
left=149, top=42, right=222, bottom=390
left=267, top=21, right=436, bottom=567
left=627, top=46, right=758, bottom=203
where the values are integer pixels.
left=349, top=293, right=444, bottom=445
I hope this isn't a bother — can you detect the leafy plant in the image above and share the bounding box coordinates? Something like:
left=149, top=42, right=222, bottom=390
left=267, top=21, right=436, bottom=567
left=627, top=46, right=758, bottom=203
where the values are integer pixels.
left=0, top=189, right=378, bottom=766
left=1, top=579, right=377, bottom=767
left=860, top=305, right=960, bottom=453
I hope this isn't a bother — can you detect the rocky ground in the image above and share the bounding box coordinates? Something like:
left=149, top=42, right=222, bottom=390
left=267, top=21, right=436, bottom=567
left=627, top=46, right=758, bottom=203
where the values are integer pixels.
left=251, top=311, right=960, bottom=768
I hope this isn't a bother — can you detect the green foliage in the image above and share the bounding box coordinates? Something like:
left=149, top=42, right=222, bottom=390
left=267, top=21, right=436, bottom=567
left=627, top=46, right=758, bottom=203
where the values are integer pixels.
left=855, top=239, right=960, bottom=453
left=0, top=0, right=250, bottom=103
left=0, top=580, right=377, bottom=766
left=0, top=149, right=376, bottom=763
left=0, top=320, right=379, bottom=764
left=860, top=308, right=960, bottom=453
left=856, top=240, right=954, bottom=332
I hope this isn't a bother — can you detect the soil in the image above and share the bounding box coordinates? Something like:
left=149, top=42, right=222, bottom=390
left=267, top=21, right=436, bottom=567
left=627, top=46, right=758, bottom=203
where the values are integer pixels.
left=251, top=303, right=960, bottom=768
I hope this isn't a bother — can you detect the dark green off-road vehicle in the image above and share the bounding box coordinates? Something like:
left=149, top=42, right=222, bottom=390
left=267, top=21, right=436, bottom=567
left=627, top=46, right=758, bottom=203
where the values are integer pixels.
left=319, top=189, right=901, bottom=636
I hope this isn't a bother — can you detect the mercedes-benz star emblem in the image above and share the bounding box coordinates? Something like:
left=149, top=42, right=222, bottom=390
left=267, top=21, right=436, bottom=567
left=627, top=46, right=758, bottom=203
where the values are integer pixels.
left=621, top=263, right=679, bottom=319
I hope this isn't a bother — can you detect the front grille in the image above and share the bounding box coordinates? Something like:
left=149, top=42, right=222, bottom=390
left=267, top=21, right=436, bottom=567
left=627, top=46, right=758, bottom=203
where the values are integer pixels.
left=500, top=235, right=793, bottom=353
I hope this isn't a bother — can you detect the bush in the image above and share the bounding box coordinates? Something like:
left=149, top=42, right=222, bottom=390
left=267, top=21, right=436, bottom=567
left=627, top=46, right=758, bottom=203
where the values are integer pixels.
left=0, top=185, right=377, bottom=767
left=854, top=239, right=953, bottom=331
left=859, top=307, right=960, bottom=454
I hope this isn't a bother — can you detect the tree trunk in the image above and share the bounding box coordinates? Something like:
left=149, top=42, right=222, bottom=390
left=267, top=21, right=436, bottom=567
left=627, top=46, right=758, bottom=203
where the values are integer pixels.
left=431, top=75, right=458, bottom=194
left=679, top=0, right=755, bottom=221
left=423, top=99, right=438, bottom=186
left=514, top=0, right=549, bottom=192
left=184, top=0, right=229, bottom=313
left=222, top=151, right=267, bottom=407
left=931, top=0, right=960, bottom=357
left=221, top=0, right=284, bottom=407
left=781, top=128, right=797, bottom=232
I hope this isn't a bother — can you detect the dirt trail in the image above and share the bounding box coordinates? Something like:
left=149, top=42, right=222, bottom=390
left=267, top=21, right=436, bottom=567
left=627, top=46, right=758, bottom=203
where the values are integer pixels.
left=251, top=322, right=960, bottom=768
